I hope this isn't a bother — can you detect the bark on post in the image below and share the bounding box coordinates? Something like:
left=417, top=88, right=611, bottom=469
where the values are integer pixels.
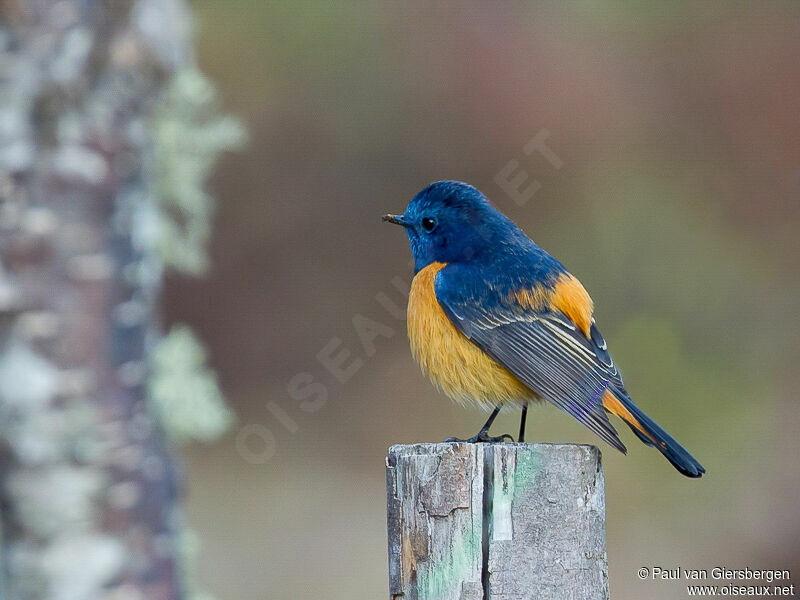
left=0, top=1, right=200, bottom=598
left=386, top=443, right=609, bottom=600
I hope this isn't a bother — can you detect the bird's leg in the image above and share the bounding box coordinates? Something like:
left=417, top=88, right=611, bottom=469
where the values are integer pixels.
left=518, top=402, right=528, bottom=443
left=446, top=405, right=513, bottom=443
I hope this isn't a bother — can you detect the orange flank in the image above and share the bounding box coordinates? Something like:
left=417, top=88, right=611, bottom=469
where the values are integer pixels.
left=550, top=273, right=593, bottom=338
left=508, top=285, right=551, bottom=312
left=507, top=273, right=593, bottom=337
left=602, top=389, right=662, bottom=446
left=407, top=262, right=537, bottom=408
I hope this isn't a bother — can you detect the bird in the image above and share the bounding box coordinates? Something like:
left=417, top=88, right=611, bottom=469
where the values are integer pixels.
left=383, top=180, right=705, bottom=477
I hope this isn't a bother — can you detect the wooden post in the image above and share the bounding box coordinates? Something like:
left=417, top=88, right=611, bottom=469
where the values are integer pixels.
left=386, top=443, right=609, bottom=600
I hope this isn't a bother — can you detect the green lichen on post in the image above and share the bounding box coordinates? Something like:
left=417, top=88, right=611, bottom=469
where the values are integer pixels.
left=148, top=325, right=234, bottom=443
left=150, top=67, right=246, bottom=275
left=417, top=524, right=481, bottom=600
left=509, top=444, right=543, bottom=496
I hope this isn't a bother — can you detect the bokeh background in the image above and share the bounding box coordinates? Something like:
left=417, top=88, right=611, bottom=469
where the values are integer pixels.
left=169, top=2, right=800, bottom=598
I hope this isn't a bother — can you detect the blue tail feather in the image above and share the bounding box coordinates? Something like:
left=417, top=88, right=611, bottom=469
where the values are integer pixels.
left=612, top=389, right=705, bottom=478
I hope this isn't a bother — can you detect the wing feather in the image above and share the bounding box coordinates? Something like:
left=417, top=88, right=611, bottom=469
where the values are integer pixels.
left=438, top=292, right=629, bottom=453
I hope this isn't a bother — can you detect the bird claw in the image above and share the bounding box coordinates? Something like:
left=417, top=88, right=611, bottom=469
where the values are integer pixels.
left=445, top=431, right=514, bottom=444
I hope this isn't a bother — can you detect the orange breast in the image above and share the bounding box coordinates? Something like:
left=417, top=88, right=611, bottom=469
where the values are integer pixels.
left=407, top=262, right=535, bottom=408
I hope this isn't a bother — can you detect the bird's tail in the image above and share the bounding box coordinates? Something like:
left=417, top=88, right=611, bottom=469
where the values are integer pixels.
left=602, top=389, right=705, bottom=478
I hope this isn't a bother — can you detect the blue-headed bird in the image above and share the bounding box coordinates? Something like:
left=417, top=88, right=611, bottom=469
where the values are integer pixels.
left=383, top=180, right=705, bottom=477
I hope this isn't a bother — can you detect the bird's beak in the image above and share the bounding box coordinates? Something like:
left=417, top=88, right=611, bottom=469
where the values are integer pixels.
left=382, top=214, right=410, bottom=228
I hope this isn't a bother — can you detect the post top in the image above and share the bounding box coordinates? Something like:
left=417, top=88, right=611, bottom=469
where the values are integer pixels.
left=388, top=441, right=600, bottom=455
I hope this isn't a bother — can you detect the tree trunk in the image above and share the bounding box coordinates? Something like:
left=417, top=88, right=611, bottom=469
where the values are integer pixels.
left=0, top=1, right=195, bottom=598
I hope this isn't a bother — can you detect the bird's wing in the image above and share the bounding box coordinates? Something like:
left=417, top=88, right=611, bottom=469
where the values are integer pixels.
left=435, top=273, right=628, bottom=452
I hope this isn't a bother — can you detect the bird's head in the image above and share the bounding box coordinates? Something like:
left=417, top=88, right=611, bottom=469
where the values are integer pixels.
left=383, top=181, right=519, bottom=272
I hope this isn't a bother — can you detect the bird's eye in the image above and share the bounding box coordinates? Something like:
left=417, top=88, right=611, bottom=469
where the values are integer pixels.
left=421, top=217, right=437, bottom=232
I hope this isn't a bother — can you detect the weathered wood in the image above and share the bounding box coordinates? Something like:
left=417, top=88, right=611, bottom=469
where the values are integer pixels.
left=386, top=443, right=608, bottom=600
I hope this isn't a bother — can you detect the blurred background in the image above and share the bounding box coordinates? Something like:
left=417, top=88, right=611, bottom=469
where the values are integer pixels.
left=169, top=2, right=800, bottom=598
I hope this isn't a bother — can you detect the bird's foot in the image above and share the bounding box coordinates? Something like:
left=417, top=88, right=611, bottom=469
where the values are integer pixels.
left=445, top=431, right=513, bottom=444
